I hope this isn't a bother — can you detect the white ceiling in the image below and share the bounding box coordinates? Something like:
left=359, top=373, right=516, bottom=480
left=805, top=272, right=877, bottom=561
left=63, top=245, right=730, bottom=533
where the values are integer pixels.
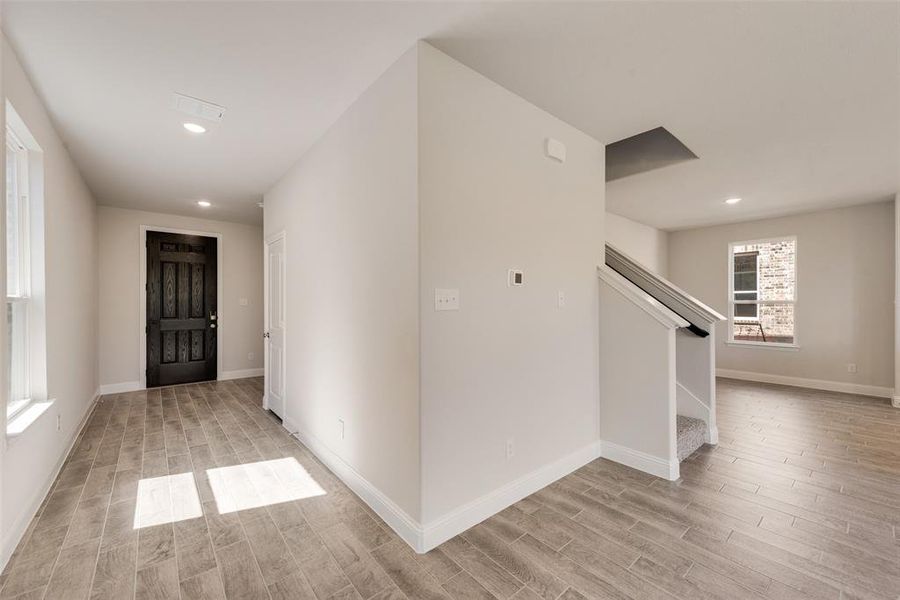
left=4, top=2, right=898, bottom=229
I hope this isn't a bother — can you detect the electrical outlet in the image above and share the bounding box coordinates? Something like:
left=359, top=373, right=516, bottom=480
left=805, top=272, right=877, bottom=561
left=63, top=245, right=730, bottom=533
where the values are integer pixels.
left=557, top=291, right=566, bottom=308
left=338, top=419, right=345, bottom=440
left=847, top=363, right=858, bottom=373
left=506, top=438, right=515, bottom=460
left=56, top=415, right=61, bottom=432
left=248, top=352, right=254, bottom=361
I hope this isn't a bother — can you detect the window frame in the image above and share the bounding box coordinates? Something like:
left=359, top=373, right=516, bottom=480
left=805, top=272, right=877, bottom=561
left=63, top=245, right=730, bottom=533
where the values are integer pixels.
left=727, top=236, right=798, bottom=350
left=6, top=127, right=32, bottom=419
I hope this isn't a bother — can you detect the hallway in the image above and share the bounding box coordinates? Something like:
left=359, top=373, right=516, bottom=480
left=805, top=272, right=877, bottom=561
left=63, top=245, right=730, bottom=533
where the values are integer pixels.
left=1, top=378, right=898, bottom=600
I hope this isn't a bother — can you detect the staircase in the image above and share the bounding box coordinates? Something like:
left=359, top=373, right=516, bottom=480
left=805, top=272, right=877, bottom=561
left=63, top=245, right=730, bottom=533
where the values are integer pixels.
left=599, top=246, right=724, bottom=480
left=676, top=415, right=707, bottom=461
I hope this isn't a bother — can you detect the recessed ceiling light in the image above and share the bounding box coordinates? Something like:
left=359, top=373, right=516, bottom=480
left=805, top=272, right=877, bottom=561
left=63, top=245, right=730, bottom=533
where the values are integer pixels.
left=724, top=197, right=742, bottom=205
left=183, top=122, right=206, bottom=134
left=197, top=200, right=211, bottom=207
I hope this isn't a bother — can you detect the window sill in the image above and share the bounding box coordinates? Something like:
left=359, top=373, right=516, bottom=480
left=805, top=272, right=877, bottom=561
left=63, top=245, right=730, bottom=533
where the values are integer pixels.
left=726, top=341, right=800, bottom=352
left=7, top=399, right=54, bottom=438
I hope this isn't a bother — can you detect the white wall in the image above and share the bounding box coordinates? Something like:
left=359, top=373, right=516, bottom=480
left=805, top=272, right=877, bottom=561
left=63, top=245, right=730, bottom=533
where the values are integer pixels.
left=97, top=206, right=263, bottom=389
left=669, top=201, right=895, bottom=394
left=263, top=48, right=421, bottom=521
left=1, top=37, right=99, bottom=565
left=418, top=44, right=605, bottom=526
left=605, top=212, right=668, bottom=276
left=599, top=278, right=676, bottom=472
left=895, top=193, right=899, bottom=407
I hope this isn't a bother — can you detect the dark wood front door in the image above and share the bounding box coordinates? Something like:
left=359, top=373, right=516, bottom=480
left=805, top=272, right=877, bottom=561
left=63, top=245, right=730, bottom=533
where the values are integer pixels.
left=146, top=231, right=217, bottom=387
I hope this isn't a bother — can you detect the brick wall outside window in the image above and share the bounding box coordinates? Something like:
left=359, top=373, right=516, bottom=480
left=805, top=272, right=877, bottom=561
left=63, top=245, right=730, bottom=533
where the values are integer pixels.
left=732, top=239, right=795, bottom=343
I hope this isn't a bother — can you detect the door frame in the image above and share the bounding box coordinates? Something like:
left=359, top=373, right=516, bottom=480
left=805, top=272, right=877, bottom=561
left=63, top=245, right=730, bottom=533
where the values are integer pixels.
left=139, top=225, right=224, bottom=389
left=263, top=230, right=286, bottom=413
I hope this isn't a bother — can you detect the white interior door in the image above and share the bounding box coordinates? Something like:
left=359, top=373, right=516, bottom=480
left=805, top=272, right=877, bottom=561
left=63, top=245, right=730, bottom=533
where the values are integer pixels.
left=265, top=235, right=286, bottom=419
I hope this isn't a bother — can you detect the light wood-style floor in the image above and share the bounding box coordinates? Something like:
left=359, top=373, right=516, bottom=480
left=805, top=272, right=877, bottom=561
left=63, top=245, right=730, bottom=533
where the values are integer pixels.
left=1, top=377, right=898, bottom=600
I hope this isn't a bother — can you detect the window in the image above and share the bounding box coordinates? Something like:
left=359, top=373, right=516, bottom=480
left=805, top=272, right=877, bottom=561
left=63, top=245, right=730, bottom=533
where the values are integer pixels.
left=6, top=128, right=30, bottom=417
left=728, top=237, right=796, bottom=347
left=732, top=251, right=758, bottom=320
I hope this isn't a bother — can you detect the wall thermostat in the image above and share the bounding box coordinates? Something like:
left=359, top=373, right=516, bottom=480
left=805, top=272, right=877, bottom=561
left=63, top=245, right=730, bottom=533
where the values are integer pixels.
left=508, top=270, right=525, bottom=286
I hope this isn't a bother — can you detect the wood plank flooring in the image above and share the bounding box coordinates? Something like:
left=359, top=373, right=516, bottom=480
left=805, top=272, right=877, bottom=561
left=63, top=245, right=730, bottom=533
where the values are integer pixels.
left=1, top=377, right=898, bottom=600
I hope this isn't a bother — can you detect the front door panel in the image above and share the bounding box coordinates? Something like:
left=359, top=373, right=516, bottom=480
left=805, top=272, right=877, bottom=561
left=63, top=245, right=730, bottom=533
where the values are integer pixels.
left=147, top=231, right=217, bottom=387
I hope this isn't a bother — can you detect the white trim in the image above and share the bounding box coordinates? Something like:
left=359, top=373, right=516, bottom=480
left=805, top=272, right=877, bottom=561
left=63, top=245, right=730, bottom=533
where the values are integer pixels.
left=676, top=381, right=709, bottom=411
left=99, top=381, right=142, bottom=395
left=139, top=226, right=223, bottom=388
left=0, top=388, right=101, bottom=570
left=287, top=412, right=602, bottom=554
left=285, top=416, right=424, bottom=552
left=605, top=244, right=724, bottom=329
left=599, top=440, right=679, bottom=481
left=717, top=368, right=893, bottom=399
left=892, top=396, right=900, bottom=409
left=220, top=368, right=264, bottom=380
left=725, top=340, right=800, bottom=351
left=597, top=266, right=688, bottom=330
left=6, top=399, right=54, bottom=438
left=421, top=441, right=602, bottom=552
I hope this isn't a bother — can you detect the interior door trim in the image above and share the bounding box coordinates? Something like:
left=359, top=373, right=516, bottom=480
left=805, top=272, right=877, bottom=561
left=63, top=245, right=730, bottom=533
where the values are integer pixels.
left=263, top=230, right=286, bottom=416
left=139, top=225, right=224, bottom=389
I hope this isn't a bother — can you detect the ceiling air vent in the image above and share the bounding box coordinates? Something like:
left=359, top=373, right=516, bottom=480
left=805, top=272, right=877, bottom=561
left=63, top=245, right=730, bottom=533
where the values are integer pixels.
left=171, top=93, right=226, bottom=123
left=606, top=126, right=697, bottom=182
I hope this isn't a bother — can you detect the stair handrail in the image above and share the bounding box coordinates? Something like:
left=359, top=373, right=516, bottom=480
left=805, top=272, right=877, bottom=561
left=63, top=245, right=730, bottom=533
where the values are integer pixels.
left=597, top=265, right=689, bottom=330
left=605, top=243, right=725, bottom=336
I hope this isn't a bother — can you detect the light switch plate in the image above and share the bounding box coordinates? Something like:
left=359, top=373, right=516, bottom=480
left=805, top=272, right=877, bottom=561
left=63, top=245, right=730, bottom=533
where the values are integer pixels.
left=435, top=288, right=460, bottom=311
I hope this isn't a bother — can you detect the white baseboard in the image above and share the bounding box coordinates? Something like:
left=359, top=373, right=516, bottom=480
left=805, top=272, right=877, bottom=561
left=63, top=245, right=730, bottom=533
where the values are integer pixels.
left=284, top=417, right=423, bottom=552
left=716, top=368, right=893, bottom=399
left=285, top=416, right=602, bottom=554
left=420, top=440, right=602, bottom=552
left=708, top=425, right=719, bottom=445
left=599, top=440, right=679, bottom=481
left=220, top=368, right=264, bottom=380
left=0, top=388, right=101, bottom=570
left=98, top=369, right=263, bottom=395
left=99, top=381, right=141, bottom=395
left=893, top=396, right=900, bottom=409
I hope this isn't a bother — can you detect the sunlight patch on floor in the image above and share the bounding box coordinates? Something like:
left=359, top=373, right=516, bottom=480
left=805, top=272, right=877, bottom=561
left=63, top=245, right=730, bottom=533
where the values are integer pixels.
left=133, top=472, right=203, bottom=529
left=206, top=457, right=326, bottom=514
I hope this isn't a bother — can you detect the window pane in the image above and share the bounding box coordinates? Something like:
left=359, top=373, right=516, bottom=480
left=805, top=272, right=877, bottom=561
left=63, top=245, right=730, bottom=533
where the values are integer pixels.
left=733, top=240, right=795, bottom=301
left=733, top=252, right=757, bottom=273
left=734, top=292, right=758, bottom=319
left=7, top=301, right=28, bottom=404
left=732, top=303, right=794, bottom=344
left=734, top=304, right=757, bottom=318
left=5, top=144, right=20, bottom=296
left=733, top=272, right=757, bottom=292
